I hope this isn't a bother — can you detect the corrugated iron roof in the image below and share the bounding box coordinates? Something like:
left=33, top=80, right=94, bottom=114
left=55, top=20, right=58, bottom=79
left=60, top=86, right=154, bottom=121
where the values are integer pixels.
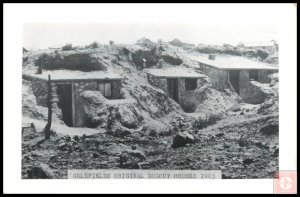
left=24, top=70, right=124, bottom=82
left=187, top=54, right=278, bottom=70
left=145, top=67, right=205, bottom=78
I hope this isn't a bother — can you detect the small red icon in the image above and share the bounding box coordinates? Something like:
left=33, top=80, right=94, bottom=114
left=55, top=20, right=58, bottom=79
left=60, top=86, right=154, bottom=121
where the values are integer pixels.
left=274, top=171, right=297, bottom=194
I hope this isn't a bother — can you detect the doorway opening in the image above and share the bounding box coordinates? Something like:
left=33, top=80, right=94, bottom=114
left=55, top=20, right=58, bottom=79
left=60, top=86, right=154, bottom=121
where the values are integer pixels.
left=167, top=78, right=179, bottom=103
left=57, top=84, right=73, bottom=127
left=229, top=70, right=240, bottom=94
left=249, top=70, right=259, bottom=81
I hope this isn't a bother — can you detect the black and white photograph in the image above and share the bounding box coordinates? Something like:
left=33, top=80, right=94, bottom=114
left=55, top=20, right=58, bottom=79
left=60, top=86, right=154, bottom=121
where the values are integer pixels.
left=4, top=3, right=297, bottom=194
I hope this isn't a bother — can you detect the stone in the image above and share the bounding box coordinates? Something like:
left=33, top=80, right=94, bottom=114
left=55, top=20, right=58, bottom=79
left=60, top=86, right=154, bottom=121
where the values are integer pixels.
left=217, top=147, right=224, bottom=151
left=95, top=140, right=101, bottom=147
left=172, top=132, right=195, bottom=148
left=243, top=158, right=254, bottom=165
left=93, top=152, right=99, bottom=158
left=73, top=135, right=80, bottom=142
left=64, top=135, right=71, bottom=142
left=89, top=147, right=97, bottom=151
left=215, top=133, right=225, bottom=138
left=49, top=155, right=56, bottom=161
left=149, top=129, right=158, bottom=138
left=260, top=123, right=279, bottom=135
left=114, top=128, right=132, bottom=138
left=223, top=143, right=230, bottom=148
left=215, top=156, right=223, bottom=162
left=23, top=155, right=33, bottom=161
left=124, top=149, right=147, bottom=161
left=58, top=142, right=67, bottom=150
left=27, top=163, right=54, bottom=179
left=138, top=162, right=151, bottom=169
left=119, top=150, right=145, bottom=169
left=273, top=148, right=279, bottom=156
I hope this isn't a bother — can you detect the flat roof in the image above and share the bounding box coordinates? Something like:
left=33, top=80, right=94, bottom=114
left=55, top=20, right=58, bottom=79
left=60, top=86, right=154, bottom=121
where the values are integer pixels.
left=187, top=54, right=278, bottom=70
left=23, top=70, right=123, bottom=83
left=145, top=67, right=205, bottom=79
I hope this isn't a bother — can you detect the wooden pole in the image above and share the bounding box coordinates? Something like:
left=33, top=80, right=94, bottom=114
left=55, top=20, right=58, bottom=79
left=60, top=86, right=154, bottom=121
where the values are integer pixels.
left=71, top=82, right=76, bottom=127
left=44, top=74, right=52, bottom=140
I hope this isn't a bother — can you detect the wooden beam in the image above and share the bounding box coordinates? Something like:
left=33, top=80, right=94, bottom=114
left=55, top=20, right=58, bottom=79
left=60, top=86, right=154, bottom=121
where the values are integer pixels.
left=71, top=82, right=76, bottom=127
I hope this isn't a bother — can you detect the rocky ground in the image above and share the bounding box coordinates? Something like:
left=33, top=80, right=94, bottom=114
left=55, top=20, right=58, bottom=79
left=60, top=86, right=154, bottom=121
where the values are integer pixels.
left=22, top=38, right=279, bottom=179
left=22, top=110, right=278, bottom=179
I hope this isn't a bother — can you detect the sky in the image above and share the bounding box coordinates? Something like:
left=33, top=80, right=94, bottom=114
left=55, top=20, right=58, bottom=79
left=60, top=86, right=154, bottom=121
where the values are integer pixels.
left=23, top=4, right=280, bottom=50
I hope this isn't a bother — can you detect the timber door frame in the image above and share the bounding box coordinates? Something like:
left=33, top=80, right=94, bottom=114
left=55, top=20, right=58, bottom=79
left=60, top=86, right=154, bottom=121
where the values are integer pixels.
left=167, top=78, right=179, bottom=103
left=56, top=82, right=76, bottom=127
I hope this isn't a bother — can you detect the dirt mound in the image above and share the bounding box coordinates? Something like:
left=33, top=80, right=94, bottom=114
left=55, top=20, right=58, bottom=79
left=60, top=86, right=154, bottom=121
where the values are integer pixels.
left=80, top=90, right=144, bottom=130
left=168, top=38, right=194, bottom=48
left=130, top=39, right=183, bottom=68
left=257, top=79, right=279, bottom=115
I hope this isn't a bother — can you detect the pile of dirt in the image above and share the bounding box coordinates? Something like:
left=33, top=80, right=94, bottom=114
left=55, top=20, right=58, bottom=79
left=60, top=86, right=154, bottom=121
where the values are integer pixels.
left=80, top=90, right=144, bottom=131
left=256, top=75, right=278, bottom=115
left=130, top=38, right=183, bottom=68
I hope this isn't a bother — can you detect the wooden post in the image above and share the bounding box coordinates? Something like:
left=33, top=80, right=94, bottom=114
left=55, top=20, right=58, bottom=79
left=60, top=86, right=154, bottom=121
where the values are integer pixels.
left=44, top=74, right=52, bottom=140
left=31, top=122, right=37, bottom=133
left=71, top=82, right=76, bottom=127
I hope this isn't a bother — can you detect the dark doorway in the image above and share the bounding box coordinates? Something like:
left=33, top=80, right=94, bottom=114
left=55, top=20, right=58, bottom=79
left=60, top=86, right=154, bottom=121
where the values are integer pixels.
left=167, top=78, right=179, bottom=103
left=229, top=70, right=240, bottom=94
left=185, top=78, right=197, bottom=90
left=57, top=84, right=73, bottom=126
left=249, top=70, right=259, bottom=81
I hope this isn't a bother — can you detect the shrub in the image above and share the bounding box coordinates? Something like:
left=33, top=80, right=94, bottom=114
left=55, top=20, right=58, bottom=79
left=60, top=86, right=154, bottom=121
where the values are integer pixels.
left=35, top=53, right=62, bottom=70
left=89, top=41, right=100, bottom=49
left=61, top=43, right=74, bottom=51
left=122, top=47, right=130, bottom=55
left=63, top=53, right=105, bottom=71
left=256, top=49, right=269, bottom=60
left=131, top=48, right=158, bottom=68
left=35, top=53, right=106, bottom=72
left=192, top=113, right=222, bottom=129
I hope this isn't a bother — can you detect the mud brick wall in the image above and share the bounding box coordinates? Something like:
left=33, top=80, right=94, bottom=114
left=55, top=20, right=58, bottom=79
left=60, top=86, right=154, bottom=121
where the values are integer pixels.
left=111, top=80, right=123, bottom=99
left=202, top=64, right=229, bottom=90
left=258, top=70, right=275, bottom=83
left=30, top=78, right=62, bottom=120
left=74, top=81, right=98, bottom=127
left=239, top=70, right=265, bottom=104
left=31, top=79, right=50, bottom=107
left=178, top=78, right=207, bottom=112
left=147, top=74, right=168, bottom=93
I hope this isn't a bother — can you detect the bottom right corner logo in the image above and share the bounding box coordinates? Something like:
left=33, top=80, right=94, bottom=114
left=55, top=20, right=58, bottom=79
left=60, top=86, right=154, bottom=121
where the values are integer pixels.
left=274, top=171, right=297, bottom=194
